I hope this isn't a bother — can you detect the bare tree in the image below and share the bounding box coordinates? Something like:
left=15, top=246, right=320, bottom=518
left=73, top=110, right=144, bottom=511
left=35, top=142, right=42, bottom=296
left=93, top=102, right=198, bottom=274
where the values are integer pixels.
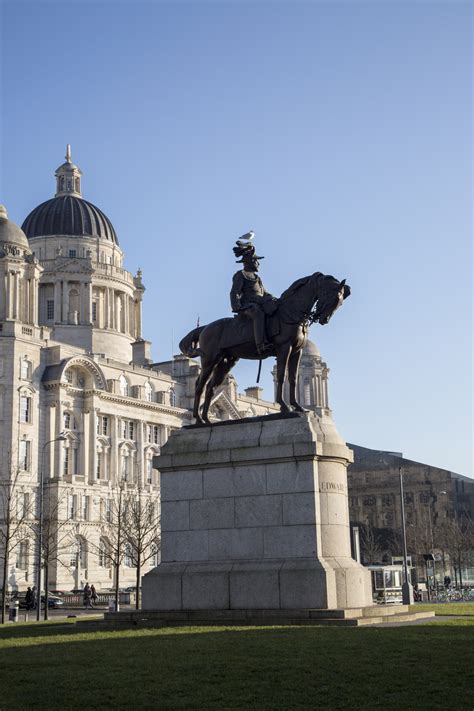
left=27, top=486, right=73, bottom=620
left=359, top=522, right=382, bottom=564
left=0, top=456, right=34, bottom=624
left=122, top=487, right=160, bottom=609
left=440, top=515, right=473, bottom=589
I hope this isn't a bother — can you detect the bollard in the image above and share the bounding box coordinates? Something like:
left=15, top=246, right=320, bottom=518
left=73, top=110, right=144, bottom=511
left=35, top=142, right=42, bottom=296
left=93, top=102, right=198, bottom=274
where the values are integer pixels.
left=9, top=600, right=19, bottom=622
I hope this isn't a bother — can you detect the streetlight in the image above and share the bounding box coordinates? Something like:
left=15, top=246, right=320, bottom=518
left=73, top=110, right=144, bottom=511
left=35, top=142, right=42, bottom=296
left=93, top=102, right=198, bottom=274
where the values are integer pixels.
left=36, top=433, right=67, bottom=621
left=399, top=467, right=414, bottom=605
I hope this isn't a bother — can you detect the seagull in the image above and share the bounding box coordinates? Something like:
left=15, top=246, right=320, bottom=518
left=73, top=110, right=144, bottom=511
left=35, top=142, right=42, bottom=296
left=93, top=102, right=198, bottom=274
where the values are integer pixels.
left=236, top=230, right=254, bottom=246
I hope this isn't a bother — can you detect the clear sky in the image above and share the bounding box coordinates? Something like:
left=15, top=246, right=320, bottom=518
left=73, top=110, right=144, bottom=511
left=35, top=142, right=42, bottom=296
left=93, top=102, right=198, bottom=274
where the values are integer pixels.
left=1, top=0, right=472, bottom=475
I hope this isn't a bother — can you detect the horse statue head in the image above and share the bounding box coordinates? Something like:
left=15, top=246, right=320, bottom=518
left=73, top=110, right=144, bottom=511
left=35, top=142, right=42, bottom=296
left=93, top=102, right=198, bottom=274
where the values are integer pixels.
left=311, top=274, right=351, bottom=325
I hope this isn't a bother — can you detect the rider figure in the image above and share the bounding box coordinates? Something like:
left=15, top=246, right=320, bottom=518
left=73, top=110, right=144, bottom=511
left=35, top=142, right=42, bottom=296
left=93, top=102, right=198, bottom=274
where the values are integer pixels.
left=230, top=233, right=278, bottom=355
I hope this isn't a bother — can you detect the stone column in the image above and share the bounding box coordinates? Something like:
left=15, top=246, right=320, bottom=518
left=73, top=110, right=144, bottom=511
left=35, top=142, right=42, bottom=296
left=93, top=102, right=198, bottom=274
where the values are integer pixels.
left=137, top=421, right=145, bottom=487
left=54, top=281, right=61, bottom=323
left=30, top=278, right=38, bottom=325
left=110, top=415, right=119, bottom=483
left=61, top=281, right=69, bottom=324
left=90, top=408, right=98, bottom=484
left=55, top=400, right=65, bottom=478
left=13, top=272, right=20, bottom=320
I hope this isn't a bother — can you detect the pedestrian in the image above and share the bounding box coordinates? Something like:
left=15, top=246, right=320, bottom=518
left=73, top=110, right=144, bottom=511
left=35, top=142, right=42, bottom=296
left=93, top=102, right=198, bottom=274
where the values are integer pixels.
left=444, top=575, right=451, bottom=589
left=83, top=583, right=92, bottom=609
left=90, top=584, right=97, bottom=607
left=31, top=586, right=37, bottom=610
left=25, top=586, right=33, bottom=610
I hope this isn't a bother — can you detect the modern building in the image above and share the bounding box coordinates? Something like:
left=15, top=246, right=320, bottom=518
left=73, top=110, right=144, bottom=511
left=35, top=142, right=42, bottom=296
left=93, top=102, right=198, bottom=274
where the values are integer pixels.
left=0, top=148, right=331, bottom=593
left=347, top=444, right=474, bottom=584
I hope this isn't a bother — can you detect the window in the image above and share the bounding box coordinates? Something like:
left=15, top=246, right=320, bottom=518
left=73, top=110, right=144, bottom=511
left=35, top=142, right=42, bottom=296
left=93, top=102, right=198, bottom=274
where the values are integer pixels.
left=97, top=416, right=109, bottom=436
left=144, top=381, right=153, bottom=402
left=169, top=388, right=176, bottom=407
left=16, top=541, right=29, bottom=569
left=64, top=412, right=71, bottom=429
left=146, top=459, right=153, bottom=484
left=121, top=420, right=134, bottom=440
left=96, top=452, right=102, bottom=479
left=105, top=499, right=112, bottom=523
left=382, top=495, right=394, bottom=507
left=17, top=491, right=30, bottom=518
left=68, top=493, right=77, bottom=519
left=63, top=447, right=70, bottom=477
left=147, top=424, right=160, bottom=444
left=72, top=447, right=78, bottom=475
left=151, top=542, right=159, bottom=567
left=124, top=544, right=133, bottom=567
left=19, top=395, right=31, bottom=423
left=82, top=495, right=89, bottom=521
left=65, top=369, right=73, bottom=383
left=47, top=300, right=54, bottom=320
left=70, top=538, right=86, bottom=568
left=92, top=301, right=97, bottom=322
left=19, top=440, right=30, bottom=470
left=99, top=538, right=109, bottom=567
left=69, top=249, right=77, bottom=258
left=119, top=375, right=129, bottom=397
left=21, top=359, right=31, bottom=380
left=121, top=455, right=130, bottom=481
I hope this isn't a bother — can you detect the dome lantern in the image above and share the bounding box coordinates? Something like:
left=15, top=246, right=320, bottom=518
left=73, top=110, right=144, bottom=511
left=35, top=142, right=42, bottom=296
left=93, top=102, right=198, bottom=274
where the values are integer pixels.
left=55, top=144, right=82, bottom=197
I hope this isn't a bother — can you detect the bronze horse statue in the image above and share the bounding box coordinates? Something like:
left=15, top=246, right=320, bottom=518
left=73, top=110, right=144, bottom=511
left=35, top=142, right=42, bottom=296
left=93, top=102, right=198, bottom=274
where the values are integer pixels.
left=179, top=272, right=350, bottom=424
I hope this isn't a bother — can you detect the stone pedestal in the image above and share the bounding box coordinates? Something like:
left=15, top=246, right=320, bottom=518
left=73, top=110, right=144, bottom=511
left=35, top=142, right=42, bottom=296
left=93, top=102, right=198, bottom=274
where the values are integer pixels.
left=142, top=412, right=372, bottom=611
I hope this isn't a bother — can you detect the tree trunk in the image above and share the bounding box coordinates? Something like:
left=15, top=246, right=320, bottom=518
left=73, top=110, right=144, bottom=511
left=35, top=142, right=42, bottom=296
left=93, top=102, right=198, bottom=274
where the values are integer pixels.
left=135, top=559, right=141, bottom=610
left=1, top=538, right=9, bottom=625
left=44, top=561, right=49, bottom=621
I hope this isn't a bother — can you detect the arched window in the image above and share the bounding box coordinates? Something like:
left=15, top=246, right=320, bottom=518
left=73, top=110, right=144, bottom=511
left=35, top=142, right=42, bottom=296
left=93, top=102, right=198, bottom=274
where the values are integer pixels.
left=119, top=375, right=129, bottom=397
left=124, top=543, right=134, bottom=567
left=169, top=388, right=176, bottom=407
left=144, top=381, right=153, bottom=402
left=70, top=537, right=87, bottom=568
left=98, top=538, right=111, bottom=568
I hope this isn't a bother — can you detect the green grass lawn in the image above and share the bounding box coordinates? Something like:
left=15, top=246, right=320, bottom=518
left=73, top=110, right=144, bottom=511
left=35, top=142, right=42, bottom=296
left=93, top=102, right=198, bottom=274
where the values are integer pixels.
left=1, top=618, right=473, bottom=710
left=409, top=602, right=474, bottom=616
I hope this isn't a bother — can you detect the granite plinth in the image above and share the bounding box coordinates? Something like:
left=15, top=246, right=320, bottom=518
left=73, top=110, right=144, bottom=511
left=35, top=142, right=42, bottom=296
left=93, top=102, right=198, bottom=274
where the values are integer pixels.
left=143, top=412, right=372, bottom=611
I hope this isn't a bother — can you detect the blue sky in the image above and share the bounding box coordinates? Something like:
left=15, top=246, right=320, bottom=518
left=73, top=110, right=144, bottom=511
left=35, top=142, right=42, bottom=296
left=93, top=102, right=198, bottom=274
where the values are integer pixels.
left=1, top=0, right=472, bottom=475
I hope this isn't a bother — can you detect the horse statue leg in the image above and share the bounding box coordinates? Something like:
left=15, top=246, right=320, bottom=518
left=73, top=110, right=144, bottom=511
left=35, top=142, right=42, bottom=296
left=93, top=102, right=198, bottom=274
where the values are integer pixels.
left=193, top=357, right=217, bottom=424
left=274, top=343, right=292, bottom=413
left=288, top=348, right=307, bottom=412
left=201, top=356, right=238, bottom=423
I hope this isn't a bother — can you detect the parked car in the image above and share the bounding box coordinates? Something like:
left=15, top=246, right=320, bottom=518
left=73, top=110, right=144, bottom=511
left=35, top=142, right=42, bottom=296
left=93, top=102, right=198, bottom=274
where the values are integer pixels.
left=42, top=594, right=64, bottom=609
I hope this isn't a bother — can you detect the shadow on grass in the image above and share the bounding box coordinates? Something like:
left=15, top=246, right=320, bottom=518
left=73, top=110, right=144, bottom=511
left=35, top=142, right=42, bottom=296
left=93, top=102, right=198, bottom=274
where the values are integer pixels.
left=0, top=622, right=473, bottom=710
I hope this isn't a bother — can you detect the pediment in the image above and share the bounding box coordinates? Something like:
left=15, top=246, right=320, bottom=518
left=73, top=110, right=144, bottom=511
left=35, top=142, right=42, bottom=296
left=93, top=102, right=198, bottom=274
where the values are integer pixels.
left=47, top=258, right=94, bottom=275
left=209, top=391, right=240, bottom=421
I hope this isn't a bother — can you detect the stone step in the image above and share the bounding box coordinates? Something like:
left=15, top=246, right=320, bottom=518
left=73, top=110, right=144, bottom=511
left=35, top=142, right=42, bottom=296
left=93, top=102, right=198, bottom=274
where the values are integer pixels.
left=80, top=608, right=435, bottom=630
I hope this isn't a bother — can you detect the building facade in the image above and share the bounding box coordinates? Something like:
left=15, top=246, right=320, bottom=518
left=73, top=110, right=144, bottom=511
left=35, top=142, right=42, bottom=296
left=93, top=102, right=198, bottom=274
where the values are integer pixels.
left=347, top=444, right=474, bottom=584
left=1, top=149, right=332, bottom=593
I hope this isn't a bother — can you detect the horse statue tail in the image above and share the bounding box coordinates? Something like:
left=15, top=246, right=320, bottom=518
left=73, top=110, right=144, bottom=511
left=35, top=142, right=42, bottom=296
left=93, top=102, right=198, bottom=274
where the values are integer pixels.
left=179, top=325, right=205, bottom=358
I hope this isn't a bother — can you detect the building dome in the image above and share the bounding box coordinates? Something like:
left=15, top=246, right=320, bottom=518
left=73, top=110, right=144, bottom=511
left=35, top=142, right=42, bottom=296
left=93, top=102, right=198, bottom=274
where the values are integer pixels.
left=22, top=195, right=118, bottom=244
left=0, top=205, right=31, bottom=254
left=303, top=339, right=320, bottom=358
left=21, top=145, right=119, bottom=244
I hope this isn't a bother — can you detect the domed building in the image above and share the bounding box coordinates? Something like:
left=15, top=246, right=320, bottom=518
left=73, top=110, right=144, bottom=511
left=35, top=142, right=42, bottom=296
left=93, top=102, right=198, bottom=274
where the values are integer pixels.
left=0, top=148, right=289, bottom=595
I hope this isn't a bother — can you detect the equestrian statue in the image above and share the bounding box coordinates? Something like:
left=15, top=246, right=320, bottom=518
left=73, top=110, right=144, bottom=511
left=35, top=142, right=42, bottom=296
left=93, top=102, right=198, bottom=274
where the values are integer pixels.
left=179, top=231, right=351, bottom=424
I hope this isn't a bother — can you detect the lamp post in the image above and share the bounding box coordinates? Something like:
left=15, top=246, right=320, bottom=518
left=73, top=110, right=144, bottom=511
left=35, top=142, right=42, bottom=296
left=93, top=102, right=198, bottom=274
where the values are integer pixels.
left=399, top=467, right=414, bottom=605
left=36, top=434, right=67, bottom=621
